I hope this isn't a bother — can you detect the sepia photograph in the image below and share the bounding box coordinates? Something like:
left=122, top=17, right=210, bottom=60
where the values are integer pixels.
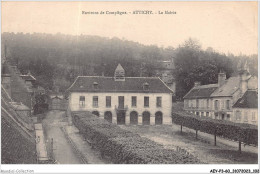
left=1, top=1, right=259, bottom=173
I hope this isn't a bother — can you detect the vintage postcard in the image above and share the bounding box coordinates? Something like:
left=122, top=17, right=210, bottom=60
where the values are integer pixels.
left=1, top=1, right=258, bottom=174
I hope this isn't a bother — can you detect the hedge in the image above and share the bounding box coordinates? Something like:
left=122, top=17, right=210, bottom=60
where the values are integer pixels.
left=72, top=112, right=201, bottom=164
left=172, top=111, right=258, bottom=146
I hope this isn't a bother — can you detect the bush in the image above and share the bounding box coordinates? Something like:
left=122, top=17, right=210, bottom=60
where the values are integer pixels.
left=172, top=111, right=258, bottom=146
left=33, top=103, right=49, bottom=115
left=72, top=112, right=201, bottom=164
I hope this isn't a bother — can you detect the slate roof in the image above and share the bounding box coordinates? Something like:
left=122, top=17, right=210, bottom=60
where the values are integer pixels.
left=10, top=102, right=31, bottom=111
left=67, top=76, right=173, bottom=93
left=210, top=77, right=242, bottom=97
left=1, top=86, right=36, bottom=164
left=183, top=84, right=219, bottom=99
left=233, top=90, right=258, bottom=108
left=1, top=110, right=37, bottom=164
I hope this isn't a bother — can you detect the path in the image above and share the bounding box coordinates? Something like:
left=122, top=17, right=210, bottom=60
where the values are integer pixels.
left=42, top=111, right=106, bottom=164
left=34, top=123, right=48, bottom=163
left=42, top=111, right=82, bottom=164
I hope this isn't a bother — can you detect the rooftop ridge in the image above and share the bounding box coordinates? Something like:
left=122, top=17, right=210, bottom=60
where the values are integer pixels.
left=193, top=84, right=218, bottom=89
left=76, top=76, right=159, bottom=79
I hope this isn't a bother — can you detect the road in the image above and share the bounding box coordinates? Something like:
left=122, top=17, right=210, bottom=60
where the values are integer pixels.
left=42, top=111, right=83, bottom=164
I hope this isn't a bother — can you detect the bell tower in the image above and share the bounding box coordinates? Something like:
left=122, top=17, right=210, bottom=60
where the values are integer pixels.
left=114, top=64, right=125, bottom=81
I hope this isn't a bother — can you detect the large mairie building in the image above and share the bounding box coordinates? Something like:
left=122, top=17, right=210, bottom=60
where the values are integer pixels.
left=67, top=64, right=173, bottom=125
left=183, top=61, right=258, bottom=125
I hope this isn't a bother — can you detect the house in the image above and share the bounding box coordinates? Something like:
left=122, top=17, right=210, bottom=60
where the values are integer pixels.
left=67, top=64, right=173, bottom=125
left=233, top=90, right=258, bottom=125
left=49, top=95, right=67, bottom=111
left=183, top=61, right=257, bottom=124
left=155, top=58, right=176, bottom=94
left=20, top=71, right=36, bottom=89
left=2, top=62, right=34, bottom=110
left=9, top=101, right=31, bottom=118
left=1, top=78, right=37, bottom=164
left=183, top=82, right=219, bottom=118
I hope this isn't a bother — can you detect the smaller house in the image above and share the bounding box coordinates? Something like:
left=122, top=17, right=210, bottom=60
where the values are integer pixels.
left=20, top=71, right=36, bottom=89
left=50, top=95, right=65, bottom=110
left=183, top=83, right=219, bottom=118
left=9, top=101, right=31, bottom=118
left=233, top=90, right=258, bottom=125
left=183, top=61, right=257, bottom=125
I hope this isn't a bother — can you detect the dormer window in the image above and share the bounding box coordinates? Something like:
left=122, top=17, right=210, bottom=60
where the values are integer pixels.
left=93, top=82, right=98, bottom=90
left=79, top=78, right=84, bottom=88
left=143, top=82, right=149, bottom=91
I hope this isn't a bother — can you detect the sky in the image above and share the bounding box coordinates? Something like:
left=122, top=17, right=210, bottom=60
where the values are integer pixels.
left=2, top=1, right=258, bottom=56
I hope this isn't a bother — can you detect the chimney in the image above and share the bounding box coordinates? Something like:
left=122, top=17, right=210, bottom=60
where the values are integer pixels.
left=218, top=71, right=226, bottom=86
left=194, top=81, right=201, bottom=87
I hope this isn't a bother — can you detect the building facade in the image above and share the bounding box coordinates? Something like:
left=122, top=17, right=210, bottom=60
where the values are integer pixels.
left=183, top=62, right=258, bottom=124
left=67, top=64, right=173, bottom=125
left=232, top=90, right=258, bottom=125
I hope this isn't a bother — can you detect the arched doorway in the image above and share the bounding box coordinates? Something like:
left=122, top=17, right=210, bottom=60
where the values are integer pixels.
left=92, top=111, right=99, bottom=117
left=104, top=111, right=112, bottom=123
left=130, top=111, right=138, bottom=125
left=117, top=111, right=126, bottom=125
left=142, top=111, right=150, bottom=125
left=155, top=111, right=163, bottom=125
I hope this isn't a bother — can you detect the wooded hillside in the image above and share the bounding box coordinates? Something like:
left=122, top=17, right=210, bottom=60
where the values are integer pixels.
left=2, top=32, right=257, bottom=98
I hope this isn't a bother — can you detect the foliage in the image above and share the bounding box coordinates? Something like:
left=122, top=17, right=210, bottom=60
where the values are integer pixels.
left=2, top=33, right=257, bottom=95
left=172, top=111, right=258, bottom=145
left=72, top=112, right=201, bottom=164
left=2, top=32, right=175, bottom=91
left=174, top=39, right=236, bottom=99
left=34, top=94, right=49, bottom=115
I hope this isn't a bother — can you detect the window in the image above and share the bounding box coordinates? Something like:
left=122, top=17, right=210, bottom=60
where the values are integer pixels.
left=214, top=100, right=219, bottom=110
left=227, top=114, right=230, bottom=119
left=144, top=96, right=149, bottom=107
left=79, top=96, right=85, bottom=107
left=156, top=97, right=162, bottom=107
left=214, top=113, right=218, bottom=119
left=196, top=99, right=199, bottom=108
left=196, top=112, right=199, bottom=116
left=236, top=111, right=241, bottom=121
left=221, top=100, right=225, bottom=110
left=201, top=112, right=204, bottom=116
left=226, top=100, right=230, bottom=110
left=143, top=83, right=149, bottom=90
left=252, top=112, right=256, bottom=121
left=244, top=111, right=248, bottom=122
left=93, top=82, right=98, bottom=90
left=93, top=96, right=98, bottom=108
left=132, top=96, right=137, bottom=107
left=206, top=112, right=209, bottom=117
left=207, top=99, right=210, bottom=108
left=106, top=96, right=111, bottom=108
